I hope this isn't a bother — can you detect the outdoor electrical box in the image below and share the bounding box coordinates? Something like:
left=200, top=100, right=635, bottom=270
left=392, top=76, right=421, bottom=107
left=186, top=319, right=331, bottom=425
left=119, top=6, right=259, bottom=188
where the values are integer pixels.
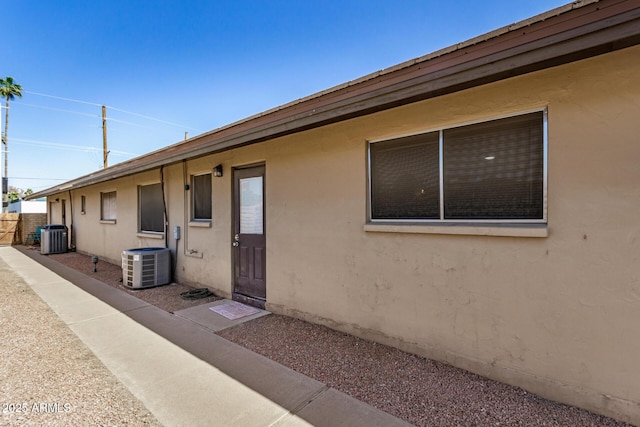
left=173, top=226, right=180, bottom=240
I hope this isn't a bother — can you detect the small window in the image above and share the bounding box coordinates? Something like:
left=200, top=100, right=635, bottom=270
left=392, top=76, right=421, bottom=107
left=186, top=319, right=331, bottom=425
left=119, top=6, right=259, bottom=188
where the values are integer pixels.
left=369, top=111, right=545, bottom=222
left=191, top=173, right=212, bottom=221
left=139, top=183, right=164, bottom=233
left=81, top=195, right=86, bottom=214
left=100, top=191, right=116, bottom=221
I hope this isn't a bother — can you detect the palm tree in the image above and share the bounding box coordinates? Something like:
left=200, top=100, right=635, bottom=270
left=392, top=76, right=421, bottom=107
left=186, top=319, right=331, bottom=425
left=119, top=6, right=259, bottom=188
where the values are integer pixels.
left=0, top=76, right=23, bottom=212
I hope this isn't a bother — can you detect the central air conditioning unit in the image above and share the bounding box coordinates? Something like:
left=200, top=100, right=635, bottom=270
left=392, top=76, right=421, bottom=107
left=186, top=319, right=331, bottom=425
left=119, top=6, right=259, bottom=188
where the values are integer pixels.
left=40, top=224, right=68, bottom=255
left=121, top=247, right=171, bottom=289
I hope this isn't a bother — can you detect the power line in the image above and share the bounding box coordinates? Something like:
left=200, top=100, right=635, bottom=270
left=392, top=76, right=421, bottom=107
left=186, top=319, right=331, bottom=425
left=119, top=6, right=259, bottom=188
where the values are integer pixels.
left=19, top=102, right=192, bottom=134
left=22, top=90, right=102, bottom=107
left=8, top=177, right=71, bottom=191
left=9, top=176, right=68, bottom=181
left=106, top=106, right=204, bottom=131
left=12, top=137, right=138, bottom=157
left=13, top=182, right=70, bottom=191
left=18, top=104, right=192, bottom=135
left=23, top=90, right=203, bottom=131
left=20, top=102, right=101, bottom=119
left=107, top=117, right=166, bottom=131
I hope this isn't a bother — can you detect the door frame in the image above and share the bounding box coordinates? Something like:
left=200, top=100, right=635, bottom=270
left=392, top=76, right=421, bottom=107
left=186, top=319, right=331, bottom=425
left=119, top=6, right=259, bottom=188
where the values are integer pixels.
left=231, top=163, right=266, bottom=309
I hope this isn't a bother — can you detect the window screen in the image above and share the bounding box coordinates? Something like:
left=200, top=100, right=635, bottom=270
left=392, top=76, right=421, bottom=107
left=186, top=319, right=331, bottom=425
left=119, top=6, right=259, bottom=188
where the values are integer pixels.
left=443, top=113, right=544, bottom=219
left=139, top=183, right=164, bottom=232
left=369, top=111, right=545, bottom=222
left=370, top=132, right=440, bottom=219
left=192, top=173, right=212, bottom=220
left=101, top=191, right=116, bottom=220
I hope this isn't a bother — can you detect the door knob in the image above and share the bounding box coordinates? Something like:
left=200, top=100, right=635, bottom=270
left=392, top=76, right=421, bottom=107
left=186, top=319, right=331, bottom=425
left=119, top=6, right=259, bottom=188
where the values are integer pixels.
left=232, top=242, right=239, bottom=247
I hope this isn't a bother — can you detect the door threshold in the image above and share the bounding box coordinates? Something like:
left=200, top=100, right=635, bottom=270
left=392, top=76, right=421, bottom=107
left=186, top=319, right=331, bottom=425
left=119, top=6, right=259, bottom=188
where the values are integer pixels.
left=232, top=293, right=266, bottom=310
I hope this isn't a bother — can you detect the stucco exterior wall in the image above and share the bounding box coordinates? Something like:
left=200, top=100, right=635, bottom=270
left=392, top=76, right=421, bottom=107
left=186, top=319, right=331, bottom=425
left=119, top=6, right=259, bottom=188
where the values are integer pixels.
left=45, top=45, right=640, bottom=423
left=264, top=46, right=640, bottom=422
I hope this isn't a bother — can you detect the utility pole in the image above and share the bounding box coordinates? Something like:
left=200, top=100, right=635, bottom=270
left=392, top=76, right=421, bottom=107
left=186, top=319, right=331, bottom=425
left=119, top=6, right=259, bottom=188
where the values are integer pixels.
left=102, top=105, right=108, bottom=168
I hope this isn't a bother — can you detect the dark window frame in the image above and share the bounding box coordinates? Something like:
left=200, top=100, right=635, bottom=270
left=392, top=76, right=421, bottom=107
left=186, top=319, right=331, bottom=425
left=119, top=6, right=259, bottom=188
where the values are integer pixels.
left=368, top=110, right=547, bottom=223
left=191, top=172, right=212, bottom=221
left=138, top=183, right=165, bottom=233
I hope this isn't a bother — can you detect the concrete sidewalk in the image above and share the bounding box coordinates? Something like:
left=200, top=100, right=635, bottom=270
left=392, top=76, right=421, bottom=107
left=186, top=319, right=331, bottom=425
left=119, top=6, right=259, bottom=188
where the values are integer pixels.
left=1, top=246, right=412, bottom=427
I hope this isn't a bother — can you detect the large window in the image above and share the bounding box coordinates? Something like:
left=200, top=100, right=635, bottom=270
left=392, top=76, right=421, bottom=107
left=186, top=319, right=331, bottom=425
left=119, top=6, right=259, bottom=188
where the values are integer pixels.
left=139, top=183, right=164, bottom=233
left=191, top=173, right=212, bottom=221
left=100, top=191, right=116, bottom=221
left=369, top=111, right=546, bottom=222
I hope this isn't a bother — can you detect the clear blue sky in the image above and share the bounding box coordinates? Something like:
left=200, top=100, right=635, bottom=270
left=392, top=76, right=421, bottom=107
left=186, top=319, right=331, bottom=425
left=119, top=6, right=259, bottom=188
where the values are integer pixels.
left=3, top=0, right=568, bottom=193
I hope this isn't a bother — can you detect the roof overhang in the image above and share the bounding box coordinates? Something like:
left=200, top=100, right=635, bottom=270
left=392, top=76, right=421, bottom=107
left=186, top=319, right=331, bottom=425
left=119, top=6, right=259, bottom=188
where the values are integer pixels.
left=29, top=0, right=640, bottom=199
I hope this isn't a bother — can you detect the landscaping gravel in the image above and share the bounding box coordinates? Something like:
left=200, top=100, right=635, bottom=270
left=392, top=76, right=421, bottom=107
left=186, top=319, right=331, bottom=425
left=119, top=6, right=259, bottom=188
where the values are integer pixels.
left=43, top=249, right=634, bottom=427
left=48, top=251, right=222, bottom=313
left=219, top=315, right=633, bottom=427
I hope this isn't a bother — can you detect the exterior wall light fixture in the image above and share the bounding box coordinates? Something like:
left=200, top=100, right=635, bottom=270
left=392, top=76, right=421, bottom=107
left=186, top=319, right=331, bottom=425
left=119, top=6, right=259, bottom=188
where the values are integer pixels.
left=213, top=164, right=223, bottom=177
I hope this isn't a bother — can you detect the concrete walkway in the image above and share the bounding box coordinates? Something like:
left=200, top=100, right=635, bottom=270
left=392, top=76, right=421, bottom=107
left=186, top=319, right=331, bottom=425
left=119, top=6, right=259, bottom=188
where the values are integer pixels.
left=1, top=247, right=412, bottom=427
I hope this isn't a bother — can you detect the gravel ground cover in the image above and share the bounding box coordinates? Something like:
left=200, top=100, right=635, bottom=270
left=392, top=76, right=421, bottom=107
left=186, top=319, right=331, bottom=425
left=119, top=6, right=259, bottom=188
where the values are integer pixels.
left=41, top=248, right=632, bottom=427
left=218, top=316, right=632, bottom=427
left=47, top=250, right=222, bottom=313
left=0, top=256, right=161, bottom=427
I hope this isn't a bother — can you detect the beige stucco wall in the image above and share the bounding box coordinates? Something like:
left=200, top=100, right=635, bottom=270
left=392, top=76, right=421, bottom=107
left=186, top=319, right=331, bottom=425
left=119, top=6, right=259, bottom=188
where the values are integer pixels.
left=49, top=166, right=234, bottom=291
left=46, top=44, right=640, bottom=423
left=266, top=46, right=640, bottom=423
